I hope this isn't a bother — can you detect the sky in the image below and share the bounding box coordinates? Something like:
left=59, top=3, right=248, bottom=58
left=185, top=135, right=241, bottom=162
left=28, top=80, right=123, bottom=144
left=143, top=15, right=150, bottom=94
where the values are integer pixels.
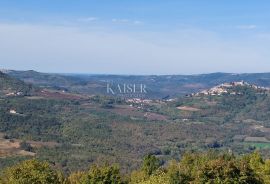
left=0, top=0, right=270, bottom=74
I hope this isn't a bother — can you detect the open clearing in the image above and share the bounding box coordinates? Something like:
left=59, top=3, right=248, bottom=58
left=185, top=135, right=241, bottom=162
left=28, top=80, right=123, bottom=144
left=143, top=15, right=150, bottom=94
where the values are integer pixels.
left=244, top=137, right=270, bottom=143
left=38, top=89, right=87, bottom=100
left=109, top=105, right=145, bottom=117
left=244, top=142, right=270, bottom=149
left=0, top=133, right=59, bottom=158
left=177, top=106, right=201, bottom=112
left=0, top=138, right=35, bottom=157
left=144, top=112, right=168, bottom=121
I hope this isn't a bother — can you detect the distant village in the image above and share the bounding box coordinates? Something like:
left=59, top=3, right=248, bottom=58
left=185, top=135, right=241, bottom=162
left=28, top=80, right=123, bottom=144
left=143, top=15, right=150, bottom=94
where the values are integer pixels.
left=124, top=81, right=270, bottom=107
left=190, top=81, right=270, bottom=97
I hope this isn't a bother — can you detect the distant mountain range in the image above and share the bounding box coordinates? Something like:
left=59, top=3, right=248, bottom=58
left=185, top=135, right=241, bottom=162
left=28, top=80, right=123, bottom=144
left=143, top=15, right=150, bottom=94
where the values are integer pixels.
left=3, top=69, right=270, bottom=99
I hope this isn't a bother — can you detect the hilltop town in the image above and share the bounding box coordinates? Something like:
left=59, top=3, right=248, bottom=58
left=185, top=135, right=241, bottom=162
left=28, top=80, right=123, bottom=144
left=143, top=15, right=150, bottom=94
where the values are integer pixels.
left=190, top=81, right=270, bottom=97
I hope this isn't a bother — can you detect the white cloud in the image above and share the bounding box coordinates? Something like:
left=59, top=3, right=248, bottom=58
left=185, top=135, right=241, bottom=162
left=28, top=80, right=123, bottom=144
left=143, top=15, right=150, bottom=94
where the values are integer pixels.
left=236, top=25, right=257, bottom=30
left=112, top=18, right=129, bottom=23
left=133, top=20, right=143, bottom=25
left=0, top=23, right=269, bottom=74
left=112, top=19, right=143, bottom=25
left=78, top=17, right=98, bottom=22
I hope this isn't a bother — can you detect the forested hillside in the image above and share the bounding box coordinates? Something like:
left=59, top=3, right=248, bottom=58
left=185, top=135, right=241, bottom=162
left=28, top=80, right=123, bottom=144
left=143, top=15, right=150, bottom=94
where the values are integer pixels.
left=0, top=72, right=33, bottom=96
left=6, top=70, right=270, bottom=99
left=1, top=72, right=270, bottom=183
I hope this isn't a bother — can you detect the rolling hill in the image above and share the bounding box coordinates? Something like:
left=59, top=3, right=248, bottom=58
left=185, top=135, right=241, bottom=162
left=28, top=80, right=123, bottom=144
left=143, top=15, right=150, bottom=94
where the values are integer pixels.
left=0, top=71, right=33, bottom=97
left=1, top=72, right=270, bottom=173
left=5, top=70, right=270, bottom=99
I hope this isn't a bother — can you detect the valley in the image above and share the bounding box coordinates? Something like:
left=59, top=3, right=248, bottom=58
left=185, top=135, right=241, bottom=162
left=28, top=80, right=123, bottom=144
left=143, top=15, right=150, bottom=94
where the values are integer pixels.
left=1, top=70, right=270, bottom=174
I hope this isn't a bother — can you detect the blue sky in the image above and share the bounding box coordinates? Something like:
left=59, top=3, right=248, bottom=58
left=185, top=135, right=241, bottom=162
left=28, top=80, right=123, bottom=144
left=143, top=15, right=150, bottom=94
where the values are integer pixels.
left=0, top=0, right=270, bottom=74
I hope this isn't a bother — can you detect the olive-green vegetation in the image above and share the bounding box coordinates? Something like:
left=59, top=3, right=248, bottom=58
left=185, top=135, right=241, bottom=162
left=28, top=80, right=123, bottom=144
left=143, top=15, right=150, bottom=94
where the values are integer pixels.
left=2, top=152, right=270, bottom=184
left=0, top=72, right=33, bottom=96
left=0, top=159, right=62, bottom=184
left=2, top=71, right=270, bottom=176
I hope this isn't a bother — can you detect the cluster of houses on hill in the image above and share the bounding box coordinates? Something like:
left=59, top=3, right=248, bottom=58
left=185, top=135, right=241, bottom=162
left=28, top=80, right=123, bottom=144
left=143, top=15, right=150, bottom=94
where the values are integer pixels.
left=126, top=98, right=152, bottom=106
left=9, top=109, right=24, bottom=116
left=125, top=97, right=176, bottom=105
left=190, top=81, right=270, bottom=97
left=5, top=91, right=23, bottom=96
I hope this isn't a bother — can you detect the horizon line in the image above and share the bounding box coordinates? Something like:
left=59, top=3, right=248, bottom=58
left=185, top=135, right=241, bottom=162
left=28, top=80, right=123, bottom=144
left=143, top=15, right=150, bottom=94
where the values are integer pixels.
left=2, top=68, right=270, bottom=76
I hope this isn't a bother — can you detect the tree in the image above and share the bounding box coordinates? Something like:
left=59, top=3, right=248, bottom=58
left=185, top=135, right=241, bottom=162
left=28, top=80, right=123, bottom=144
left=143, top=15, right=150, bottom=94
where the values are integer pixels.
left=67, top=171, right=85, bottom=184
left=142, top=155, right=161, bottom=176
left=166, top=160, right=190, bottom=184
left=197, top=158, right=262, bottom=184
left=20, top=141, right=34, bottom=152
left=138, top=170, right=169, bottom=184
left=80, top=164, right=123, bottom=184
left=0, top=159, right=61, bottom=184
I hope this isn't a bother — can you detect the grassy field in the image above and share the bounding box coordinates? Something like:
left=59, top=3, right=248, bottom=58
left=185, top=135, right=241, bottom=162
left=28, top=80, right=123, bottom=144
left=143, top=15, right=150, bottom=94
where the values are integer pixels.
left=244, top=142, right=270, bottom=149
